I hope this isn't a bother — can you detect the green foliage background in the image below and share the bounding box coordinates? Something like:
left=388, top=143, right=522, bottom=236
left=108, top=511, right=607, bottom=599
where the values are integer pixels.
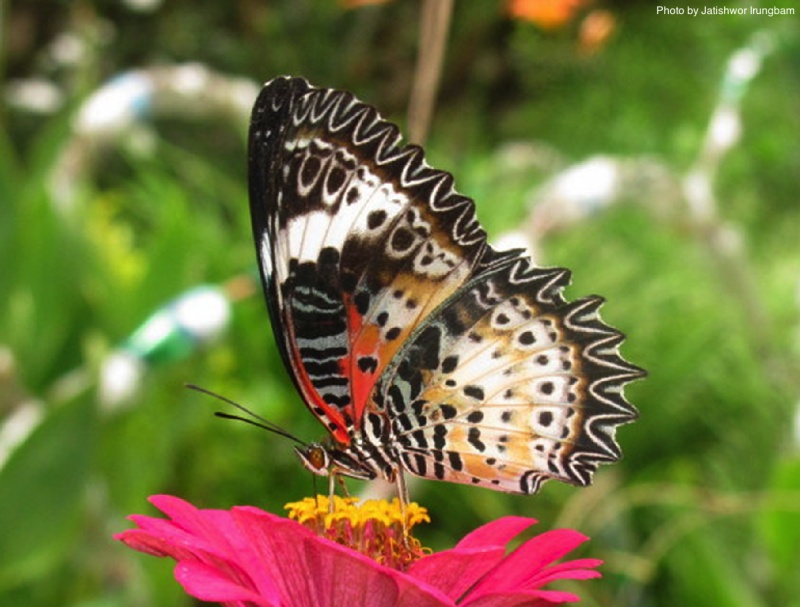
left=1, top=1, right=799, bottom=606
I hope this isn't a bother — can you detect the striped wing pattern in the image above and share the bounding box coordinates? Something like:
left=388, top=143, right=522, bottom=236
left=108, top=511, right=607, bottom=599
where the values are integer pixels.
left=248, top=76, right=644, bottom=494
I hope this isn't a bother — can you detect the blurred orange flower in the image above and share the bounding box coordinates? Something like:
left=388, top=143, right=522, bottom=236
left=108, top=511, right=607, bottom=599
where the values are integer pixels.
left=507, top=0, right=588, bottom=30
left=579, top=9, right=616, bottom=54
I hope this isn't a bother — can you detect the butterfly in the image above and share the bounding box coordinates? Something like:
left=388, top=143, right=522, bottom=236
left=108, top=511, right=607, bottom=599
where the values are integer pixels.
left=248, top=76, right=644, bottom=500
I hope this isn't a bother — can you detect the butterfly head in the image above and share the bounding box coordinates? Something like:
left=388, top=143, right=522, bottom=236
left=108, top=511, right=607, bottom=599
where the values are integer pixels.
left=293, top=443, right=378, bottom=481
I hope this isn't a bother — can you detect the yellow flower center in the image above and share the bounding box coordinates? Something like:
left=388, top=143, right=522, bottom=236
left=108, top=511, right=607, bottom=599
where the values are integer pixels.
left=285, top=495, right=430, bottom=571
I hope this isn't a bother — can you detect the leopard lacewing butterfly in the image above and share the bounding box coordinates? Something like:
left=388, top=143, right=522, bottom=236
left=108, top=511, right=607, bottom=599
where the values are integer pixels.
left=247, top=76, right=644, bottom=497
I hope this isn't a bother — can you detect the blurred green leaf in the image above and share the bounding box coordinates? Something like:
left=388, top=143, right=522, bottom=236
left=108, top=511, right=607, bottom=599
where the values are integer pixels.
left=664, top=528, right=767, bottom=607
left=758, top=459, right=800, bottom=607
left=0, top=398, right=95, bottom=590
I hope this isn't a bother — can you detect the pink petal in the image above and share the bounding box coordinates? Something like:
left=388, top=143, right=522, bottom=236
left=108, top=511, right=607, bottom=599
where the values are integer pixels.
left=147, top=495, right=246, bottom=557
left=116, top=513, right=242, bottom=568
left=303, top=541, right=402, bottom=606
left=302, top=538, right=448, bottom=607
left=230, top=508, right=322, bottom=603
left=175, top=561, right=275, bottom=606
left=118, top=515, right=217, bottom=560
left=464, top=588, right=582, bottom=607
left=526, top=558, right=603, bottom=587
left=407, top=547, right=506, bottom=600
left=455, top=517, right=538, bottom=550
left=120, top=496, right=241, bottom=561
left=115, top=528, right=194, bottom=560
left=408, top=516, right=539, bottom=599
left=118, top=497, right=285, bottom=604
left=463, top=529, right=599, bottom=603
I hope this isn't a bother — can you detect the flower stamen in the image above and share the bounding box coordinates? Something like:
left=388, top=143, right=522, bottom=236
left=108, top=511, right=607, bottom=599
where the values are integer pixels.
left=285, top=495, right=430, bottom=570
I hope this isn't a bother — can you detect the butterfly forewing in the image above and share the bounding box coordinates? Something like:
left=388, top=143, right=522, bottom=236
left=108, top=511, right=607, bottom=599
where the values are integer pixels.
left=249, top=77, right=489, bottom=443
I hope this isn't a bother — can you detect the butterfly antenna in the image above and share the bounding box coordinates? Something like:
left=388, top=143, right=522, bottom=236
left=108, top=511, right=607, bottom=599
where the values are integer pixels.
left=185, top=383, right=306, bottom=446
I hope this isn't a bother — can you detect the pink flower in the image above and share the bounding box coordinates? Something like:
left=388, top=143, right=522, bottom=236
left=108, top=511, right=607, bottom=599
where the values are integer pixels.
left=116, top=495, right=602, bottom=606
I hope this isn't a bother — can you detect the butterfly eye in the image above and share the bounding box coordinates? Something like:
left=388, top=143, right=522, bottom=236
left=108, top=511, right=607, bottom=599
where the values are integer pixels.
left=294, top=445, right=330, bottom=475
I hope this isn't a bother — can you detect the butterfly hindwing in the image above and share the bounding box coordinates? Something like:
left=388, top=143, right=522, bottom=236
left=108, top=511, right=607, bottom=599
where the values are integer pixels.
left=375, top=255, right=641, bottom=493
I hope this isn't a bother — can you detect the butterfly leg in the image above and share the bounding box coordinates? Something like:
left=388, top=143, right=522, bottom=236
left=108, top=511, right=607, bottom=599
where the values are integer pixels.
left=394, top=466, right=410, bottom=509
left=327, top=473, right=337, bottom=513
left=336, top=473, right=351, bottom=497
left=326, top=470, right=354, bottom=513
left=393, top=466, right=411, bottom=544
